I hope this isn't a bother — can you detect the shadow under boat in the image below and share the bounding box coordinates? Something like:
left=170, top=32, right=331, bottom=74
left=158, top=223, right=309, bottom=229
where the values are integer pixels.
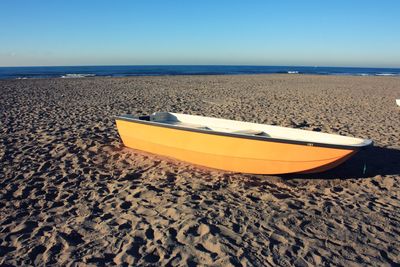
left=280, top=146, right=400, bottom=180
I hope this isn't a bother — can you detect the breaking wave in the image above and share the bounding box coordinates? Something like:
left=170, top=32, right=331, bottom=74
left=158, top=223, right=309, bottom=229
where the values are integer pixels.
left=60, top=73, right=96, bottom=78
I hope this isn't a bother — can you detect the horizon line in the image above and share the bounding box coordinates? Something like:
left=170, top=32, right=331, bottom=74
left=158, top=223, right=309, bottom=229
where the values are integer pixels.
left=1, top=64, right=400, bottom=69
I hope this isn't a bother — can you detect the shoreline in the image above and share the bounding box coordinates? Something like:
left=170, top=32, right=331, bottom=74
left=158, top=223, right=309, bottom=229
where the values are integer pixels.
left=0, top=74, right=399, bottom=88
left=2, top=72, right=400, bottom=81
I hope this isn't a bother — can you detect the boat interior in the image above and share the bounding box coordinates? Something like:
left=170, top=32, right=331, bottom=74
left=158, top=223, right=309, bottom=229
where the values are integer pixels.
left=118, top=112, right=372, bottom=148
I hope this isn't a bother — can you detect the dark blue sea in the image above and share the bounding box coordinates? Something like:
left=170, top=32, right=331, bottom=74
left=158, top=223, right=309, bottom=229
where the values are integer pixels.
left=0, top=65, right=399, bottom=80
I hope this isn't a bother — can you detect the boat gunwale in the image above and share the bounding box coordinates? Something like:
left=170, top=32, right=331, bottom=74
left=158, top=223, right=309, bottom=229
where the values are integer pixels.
left=115, top=115, right=373, bottom=151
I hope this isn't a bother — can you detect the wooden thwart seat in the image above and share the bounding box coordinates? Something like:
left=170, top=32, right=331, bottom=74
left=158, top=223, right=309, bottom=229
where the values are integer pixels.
left=165, top=121, right=210, bottom=130
left=231, top=129, right=265, bottom=135
left=164, top=121, right=265, bottom=135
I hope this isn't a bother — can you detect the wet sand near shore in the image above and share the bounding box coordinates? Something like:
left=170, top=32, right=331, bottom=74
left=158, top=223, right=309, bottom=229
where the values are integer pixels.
left=1, top=74, right=400, bottom=266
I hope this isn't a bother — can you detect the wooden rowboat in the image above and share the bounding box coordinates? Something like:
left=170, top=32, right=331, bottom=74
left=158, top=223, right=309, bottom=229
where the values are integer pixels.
left=115, top=112, right=372, bottom=174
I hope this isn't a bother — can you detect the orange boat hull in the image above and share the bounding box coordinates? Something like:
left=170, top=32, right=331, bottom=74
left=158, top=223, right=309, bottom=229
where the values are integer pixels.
left=115, top=119, right=358, bottom=174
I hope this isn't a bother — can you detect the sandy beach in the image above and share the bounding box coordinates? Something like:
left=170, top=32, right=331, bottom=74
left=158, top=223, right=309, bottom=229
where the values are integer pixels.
left=1, top=74, right=400, bottom=266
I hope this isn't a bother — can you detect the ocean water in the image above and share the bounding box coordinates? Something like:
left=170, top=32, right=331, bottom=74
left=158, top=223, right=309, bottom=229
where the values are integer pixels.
left=0, top=65, right=399, bottom=80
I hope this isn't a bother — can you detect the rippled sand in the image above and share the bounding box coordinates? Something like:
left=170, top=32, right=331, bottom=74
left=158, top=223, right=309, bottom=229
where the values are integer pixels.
left=1, top=75, right=400, bottom=266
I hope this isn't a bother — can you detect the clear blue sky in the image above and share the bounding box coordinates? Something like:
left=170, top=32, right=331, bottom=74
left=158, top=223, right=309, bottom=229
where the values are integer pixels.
left=1, top=0, right=399, bottom=67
